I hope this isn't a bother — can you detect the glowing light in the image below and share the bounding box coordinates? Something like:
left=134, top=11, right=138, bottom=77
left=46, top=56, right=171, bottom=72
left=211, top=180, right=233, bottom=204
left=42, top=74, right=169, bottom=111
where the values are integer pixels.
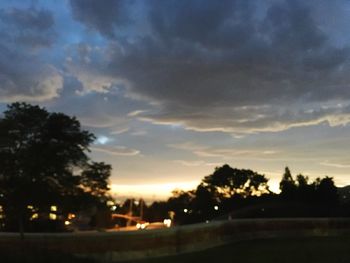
left=214, top=205, right=219, bottom=211
left=27, top=205, right=34, bottom=210
left=31, top=213, right=39, bottom=220
left=64, top=220, right=71, bottom=226
left=111, top=205, right=117, bottom=211
left=163, top=219, right=172, bottom=227
left=96, top=136, right=110, bottom=145
left=110, top=181, right=199, bottom=200
left=49, top=213, right=57, bottom=220
left=50, top=205, right=57, bottom=212
left=136, top=222, right=149, bottom=230
left=68, top=213, right=76, bottom=219
left=183, top=208, right=188, bottom=213
left=106, top=200, right=115, bottom=206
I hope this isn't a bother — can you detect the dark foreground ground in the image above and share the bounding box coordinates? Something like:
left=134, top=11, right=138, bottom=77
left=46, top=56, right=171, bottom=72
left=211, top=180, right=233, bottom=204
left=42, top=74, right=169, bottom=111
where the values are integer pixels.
left=123, top=236, right=350, bottom=263
left=1, top=236, right=350, bottom=263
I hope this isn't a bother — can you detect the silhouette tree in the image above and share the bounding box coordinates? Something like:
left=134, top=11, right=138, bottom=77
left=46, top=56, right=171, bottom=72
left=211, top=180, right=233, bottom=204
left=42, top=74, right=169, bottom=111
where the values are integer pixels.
left=295, top=174, right=316, bottom=203
left=202, top=164, right=270, bottom=198
left=316, top=176, right=338, bottom=205
left=0, top=103, right=111, bottom=234
left=279, top=167, right=297, bottom=201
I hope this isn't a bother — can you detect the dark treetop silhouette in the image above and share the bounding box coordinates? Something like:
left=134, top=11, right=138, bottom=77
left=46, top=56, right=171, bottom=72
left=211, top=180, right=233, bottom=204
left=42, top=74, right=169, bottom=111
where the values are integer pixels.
left=0, top=102, right=111, bottom=234
left=145, top=165, right=341, bottom=225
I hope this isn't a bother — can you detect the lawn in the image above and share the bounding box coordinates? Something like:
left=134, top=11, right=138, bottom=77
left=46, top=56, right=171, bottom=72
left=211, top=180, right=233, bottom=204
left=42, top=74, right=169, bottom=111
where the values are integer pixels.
left=121, top=236, right=350, bottom=263
left=1, top=236, right=350, bottom=263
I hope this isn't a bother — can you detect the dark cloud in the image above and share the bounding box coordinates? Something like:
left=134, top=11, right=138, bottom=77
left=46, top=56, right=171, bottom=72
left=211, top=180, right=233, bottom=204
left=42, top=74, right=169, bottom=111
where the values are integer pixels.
left=114, top=1, right=350, bottom=132
left=0, top=43, right=62, bottom=102
left=0, top=7, right=53, bottom=30
left=149, top=0, right=249, bottom=49
left=69, top=0, right=130, bottom=38
left=65, top=0, right=350, bottom=134
left=0, top=7, right=56, bottom=49
left=0, top=6, right=61, bottom=102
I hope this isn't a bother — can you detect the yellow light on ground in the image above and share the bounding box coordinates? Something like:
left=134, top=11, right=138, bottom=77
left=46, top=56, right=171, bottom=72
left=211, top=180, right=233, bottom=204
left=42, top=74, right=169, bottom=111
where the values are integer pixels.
left=64, top=220, right=71, bottom=226
left=49, top=213, right=57, bottom=220
left=50, top=205, right=57, bottom=212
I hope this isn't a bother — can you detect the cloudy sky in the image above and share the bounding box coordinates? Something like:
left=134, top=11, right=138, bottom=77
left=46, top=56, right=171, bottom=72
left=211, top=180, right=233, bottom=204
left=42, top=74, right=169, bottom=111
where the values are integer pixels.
left=1, top=0, right=350, bottom=200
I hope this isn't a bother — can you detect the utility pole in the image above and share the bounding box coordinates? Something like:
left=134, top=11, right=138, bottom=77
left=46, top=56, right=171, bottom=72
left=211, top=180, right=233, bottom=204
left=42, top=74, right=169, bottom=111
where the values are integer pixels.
left=127, top=199, right=133, bottom=227
left=140, top=199, right=144, bottom=221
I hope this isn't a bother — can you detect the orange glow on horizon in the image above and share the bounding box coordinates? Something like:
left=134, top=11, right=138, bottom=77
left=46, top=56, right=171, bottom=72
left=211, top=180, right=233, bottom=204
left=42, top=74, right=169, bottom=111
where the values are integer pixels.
left=110, top=179, right=283, bottom=201
left=110, top=181, right=200, bottom=200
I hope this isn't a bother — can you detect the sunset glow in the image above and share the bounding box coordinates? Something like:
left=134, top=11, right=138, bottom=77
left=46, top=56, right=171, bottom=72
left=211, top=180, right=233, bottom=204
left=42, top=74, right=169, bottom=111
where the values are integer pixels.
left=1, top=0, right=350, bottom=201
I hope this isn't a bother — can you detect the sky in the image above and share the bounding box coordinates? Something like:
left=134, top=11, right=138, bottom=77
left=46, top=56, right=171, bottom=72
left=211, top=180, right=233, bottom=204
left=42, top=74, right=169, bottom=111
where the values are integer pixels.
left=1, top=0, right=350, bottom=201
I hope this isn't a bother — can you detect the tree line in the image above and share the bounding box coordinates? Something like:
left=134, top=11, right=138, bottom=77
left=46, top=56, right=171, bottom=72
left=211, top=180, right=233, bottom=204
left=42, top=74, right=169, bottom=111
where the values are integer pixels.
left=0, top=103, right=349, bottom=232
left=138, top=165, right=346, bottom=225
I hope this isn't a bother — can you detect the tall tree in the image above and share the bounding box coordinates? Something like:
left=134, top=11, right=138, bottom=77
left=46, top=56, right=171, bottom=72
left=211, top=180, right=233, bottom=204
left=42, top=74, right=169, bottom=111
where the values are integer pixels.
left=279, top=167, right=297, bottom=200
left=0, top=103, right=112, bottom=233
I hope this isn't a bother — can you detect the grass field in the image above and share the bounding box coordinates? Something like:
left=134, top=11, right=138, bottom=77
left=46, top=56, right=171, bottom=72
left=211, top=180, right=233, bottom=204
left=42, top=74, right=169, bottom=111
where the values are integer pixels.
left=121, top=236, right=350, bottom=263
left=1, top=236, right=350, bottom=263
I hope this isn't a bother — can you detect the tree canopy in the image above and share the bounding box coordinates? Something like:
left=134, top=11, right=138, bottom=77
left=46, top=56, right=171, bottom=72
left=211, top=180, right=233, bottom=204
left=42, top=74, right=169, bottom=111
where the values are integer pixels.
left=0, top=102, right=112, bottom=231
left=202, top=164, right=270, bottom=198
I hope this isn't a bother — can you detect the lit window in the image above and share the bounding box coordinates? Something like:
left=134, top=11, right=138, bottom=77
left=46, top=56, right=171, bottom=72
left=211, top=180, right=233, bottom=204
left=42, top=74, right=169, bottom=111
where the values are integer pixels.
left=31, top=213, right=39, bottom=220
left=49, top=213, right=57, bottom=220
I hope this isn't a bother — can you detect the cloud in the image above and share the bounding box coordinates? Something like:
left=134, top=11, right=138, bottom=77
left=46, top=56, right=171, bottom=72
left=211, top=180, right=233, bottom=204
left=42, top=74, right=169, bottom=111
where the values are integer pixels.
left=169, top=142, right=278, bottom=159
left=173, top=160, right=222, bottom=167
left=91, top=145, right=140, bottom=156
left=64, top=42, right=130, bottom=94
left=0, top=5, right=62, bottom=103
left=320, top=161, right=350, bottom=169
left=66, top=0, right=350, bottom=134
left=48, top=76, right=148, bottom=131
left=0, top=44, right=63, bottom=102
left=69, top=0, right=130, bottom=38
left=0, top=6, right=56, bottom=49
